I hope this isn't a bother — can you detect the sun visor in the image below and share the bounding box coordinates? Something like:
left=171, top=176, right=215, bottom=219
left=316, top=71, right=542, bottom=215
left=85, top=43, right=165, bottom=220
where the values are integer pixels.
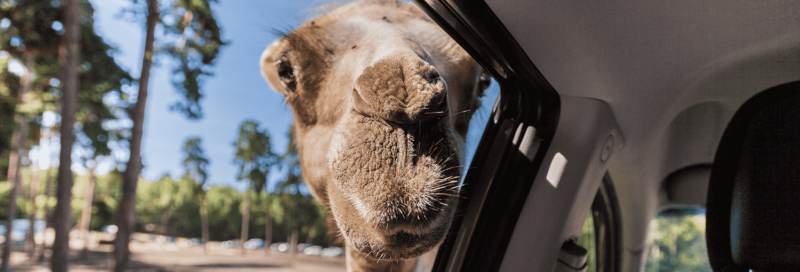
left=665, top=165, right=711, bottom=206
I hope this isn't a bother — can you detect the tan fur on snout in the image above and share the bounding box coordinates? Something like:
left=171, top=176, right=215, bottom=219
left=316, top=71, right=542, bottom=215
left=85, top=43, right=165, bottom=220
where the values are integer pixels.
left=260, top=1, right=487, bottom=271
left=353, top=51, right=447, bottom=124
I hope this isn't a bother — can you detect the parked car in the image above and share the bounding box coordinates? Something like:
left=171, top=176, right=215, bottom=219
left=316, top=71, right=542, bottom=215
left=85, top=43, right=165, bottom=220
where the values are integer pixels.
left=221, top=240, right=240, bottom=249
left=277, top=243, right=290, bottom=252
left=243, top=238, right=264, bottom=249
left=320, top=247, right=344, bottom=258
left=0, top=219, right=44, bottom=244
left=99, top=225, right=118, bottom=245
left=186, top=238, right=203, bottom=247
left=269, top=242, right=281, bottom=251
left=303, top=245, right=323, bottom=256
left=269, top=242, right=291, bottom=252
left=296, top=243, right=310, bottom=252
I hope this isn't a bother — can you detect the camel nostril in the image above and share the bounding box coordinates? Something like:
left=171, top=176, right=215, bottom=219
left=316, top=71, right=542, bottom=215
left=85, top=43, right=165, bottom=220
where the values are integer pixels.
left=352, top=88, right=378, bottom=117
left=417, top=51, right=432, bottom=65
left=423, top=70, right=440, bottom=84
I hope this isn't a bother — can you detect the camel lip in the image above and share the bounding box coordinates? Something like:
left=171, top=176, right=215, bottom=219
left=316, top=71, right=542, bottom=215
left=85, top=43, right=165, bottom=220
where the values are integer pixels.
left=380, top=208, right=448, bottom=237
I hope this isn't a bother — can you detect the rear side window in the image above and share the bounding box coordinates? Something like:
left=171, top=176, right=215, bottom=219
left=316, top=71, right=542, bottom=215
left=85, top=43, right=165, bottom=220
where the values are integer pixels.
left=644, top=208, right=712, bottom=272
left=576, top=173, right=622, bottom=272
left=577, top=212, right=597, bottom=272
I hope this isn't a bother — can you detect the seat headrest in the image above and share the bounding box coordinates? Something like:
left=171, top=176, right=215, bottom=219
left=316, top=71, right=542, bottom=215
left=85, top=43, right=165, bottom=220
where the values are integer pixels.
left=706, top=81, right=800, bottom=272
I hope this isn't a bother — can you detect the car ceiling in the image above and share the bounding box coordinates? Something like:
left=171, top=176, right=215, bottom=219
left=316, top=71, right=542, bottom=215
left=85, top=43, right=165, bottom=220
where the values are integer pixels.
left=483, top=0, right=800, bottom=271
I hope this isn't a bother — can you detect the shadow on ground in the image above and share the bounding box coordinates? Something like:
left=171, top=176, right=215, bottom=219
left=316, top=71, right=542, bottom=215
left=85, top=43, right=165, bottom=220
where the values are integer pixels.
left=193, top=263, right=287, bottom=268
left=4, top=242, right=344, bottom=272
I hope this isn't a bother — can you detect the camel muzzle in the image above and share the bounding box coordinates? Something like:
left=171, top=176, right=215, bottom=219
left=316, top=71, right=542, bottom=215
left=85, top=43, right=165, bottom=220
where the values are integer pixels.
left=352, top=52, right=448, bottom=125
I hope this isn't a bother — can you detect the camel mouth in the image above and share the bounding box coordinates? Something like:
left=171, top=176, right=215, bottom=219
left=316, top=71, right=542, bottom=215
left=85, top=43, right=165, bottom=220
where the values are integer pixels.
left=382, top=207, right=447, bottom=236
left=328, top=111, right=462, bottom=260
left=351, top=219, right=452, bottom=261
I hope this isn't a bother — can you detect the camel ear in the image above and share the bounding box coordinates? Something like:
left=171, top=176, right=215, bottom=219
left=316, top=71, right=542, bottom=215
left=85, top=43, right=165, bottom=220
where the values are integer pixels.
left=260, top=39, right=291, bottom=94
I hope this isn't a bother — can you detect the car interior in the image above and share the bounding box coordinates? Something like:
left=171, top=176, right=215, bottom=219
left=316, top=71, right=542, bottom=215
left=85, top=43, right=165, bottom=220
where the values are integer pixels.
left=410, top=0, right=800, bottom=271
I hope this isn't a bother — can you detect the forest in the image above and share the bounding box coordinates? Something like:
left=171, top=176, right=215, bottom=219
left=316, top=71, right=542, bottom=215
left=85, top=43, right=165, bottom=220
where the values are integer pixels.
left=0, top=0, right=339, bottom=271
left=0, top=167, right=334, bottom=245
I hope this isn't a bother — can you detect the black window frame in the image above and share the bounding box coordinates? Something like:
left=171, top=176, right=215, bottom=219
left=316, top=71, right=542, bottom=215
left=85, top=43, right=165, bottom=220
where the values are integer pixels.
left=592, top=173, right=624, bottom=272
left=411, top=0, right=561, bottom=271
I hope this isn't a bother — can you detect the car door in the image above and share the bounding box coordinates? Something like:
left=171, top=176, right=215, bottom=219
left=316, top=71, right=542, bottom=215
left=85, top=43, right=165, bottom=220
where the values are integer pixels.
left=413, top=1, right=625, bottom=271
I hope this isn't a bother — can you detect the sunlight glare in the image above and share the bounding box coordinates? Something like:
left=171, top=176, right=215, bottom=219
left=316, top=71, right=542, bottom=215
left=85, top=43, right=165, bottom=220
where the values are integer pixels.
left=7, top=58, right=25, bottom=76
left=42, top=111, right=57, bottom=127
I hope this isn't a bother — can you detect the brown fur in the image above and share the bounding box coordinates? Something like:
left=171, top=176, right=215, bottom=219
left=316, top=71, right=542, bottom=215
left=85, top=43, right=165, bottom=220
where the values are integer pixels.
left=260, top=1, right=487, bottom=271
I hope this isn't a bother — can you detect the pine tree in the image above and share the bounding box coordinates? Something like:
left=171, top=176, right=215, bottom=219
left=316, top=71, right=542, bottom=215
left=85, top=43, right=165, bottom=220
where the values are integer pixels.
left=114, top=0, right=224, bottom=268
left=233, top=121, right=278, bottom=256
left=181, top=137, right=210, bottom=253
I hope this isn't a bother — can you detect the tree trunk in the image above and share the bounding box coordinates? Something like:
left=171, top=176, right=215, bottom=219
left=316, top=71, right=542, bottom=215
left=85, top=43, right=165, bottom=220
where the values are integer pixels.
left=289, top=223, right=298, bottom=256
left=113, top=0, right=157, bottom=271
left=240, top=191, right=250, bottom=256
left=78, top=168, right=96, bottom=260
left=26, top=161, right=40, bottom=257
left=159, top=209, right=171, bottom=235
left=201, top=195, right=209, bottom=254
left=290, top=186, right=299, bottom=256
left=36, top=166, right=54, bottom=263
left=264, top=199, right=271, bottom=255
left=51, top=0, right=81, bottom=270
left=0, top=54, right=33, bottom=272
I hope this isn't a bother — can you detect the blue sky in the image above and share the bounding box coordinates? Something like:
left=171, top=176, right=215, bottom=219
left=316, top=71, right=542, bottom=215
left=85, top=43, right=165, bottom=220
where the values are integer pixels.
left=82, top=0, right=498, bottom=192
left=89, top=0, right=321, bottom=191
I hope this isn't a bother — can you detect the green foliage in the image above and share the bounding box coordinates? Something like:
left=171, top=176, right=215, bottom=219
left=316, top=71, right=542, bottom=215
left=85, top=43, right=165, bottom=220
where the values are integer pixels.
left=182, top=137, right=208, bottom=187
left=266, top=191, right=327, bottom=242
left=88, top=170, right=123, bottom=230
left=0, top=166, right=56, bottom=220
left=644, top=213, right=712, bottom=272
left=0, top=165, right=334, bottom=243
left=0, top=0, right=133, bottom=166
left=135, top=174, right=200, bottom=235
left=577, top=212, right=597, bottom=272
left=269, top=126, right=333, bottom=245
left=0, top=58, right=20, bottom=179
left=72, top=170, right=123, bottom=230
left=160, top=0, right=226, bottom=119
left=0, top=182, right=11, bottom=220
left=276, top=126, right=300, bottom=193
left=233, top=120, right=278, bottom=193
left=0, top=0, right=61, bottom=56
left=205, top=185, right=242, bottom=240
left=74, top=4, right=134, bottom=160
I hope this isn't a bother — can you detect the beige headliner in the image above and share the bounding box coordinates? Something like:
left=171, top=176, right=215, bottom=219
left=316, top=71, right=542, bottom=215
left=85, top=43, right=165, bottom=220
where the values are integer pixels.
left=485, top=0, right=800, bottom=271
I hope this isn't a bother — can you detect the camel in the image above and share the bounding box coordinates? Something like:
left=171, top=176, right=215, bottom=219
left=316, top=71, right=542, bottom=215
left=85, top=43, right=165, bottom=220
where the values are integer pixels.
left=260, top=1, right=490, bottom=271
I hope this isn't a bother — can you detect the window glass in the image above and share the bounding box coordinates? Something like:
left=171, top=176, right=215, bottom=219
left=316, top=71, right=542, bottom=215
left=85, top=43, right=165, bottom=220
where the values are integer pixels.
left=578, top=211, right=597, bottom=272
left=644, top=208, right=712, bottom=272
left=462, top=79, right=501, bottom=180
left=576, top=174, right=623, bottom=272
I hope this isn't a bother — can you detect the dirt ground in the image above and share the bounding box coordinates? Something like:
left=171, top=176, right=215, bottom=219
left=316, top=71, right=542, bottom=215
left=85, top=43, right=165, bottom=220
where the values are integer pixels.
left=5, top=243, right=346, bottom=271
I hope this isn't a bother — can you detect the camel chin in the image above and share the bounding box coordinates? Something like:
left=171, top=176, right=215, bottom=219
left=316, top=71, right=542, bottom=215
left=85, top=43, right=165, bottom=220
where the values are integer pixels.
left=328, top=110, right=462, bottom=260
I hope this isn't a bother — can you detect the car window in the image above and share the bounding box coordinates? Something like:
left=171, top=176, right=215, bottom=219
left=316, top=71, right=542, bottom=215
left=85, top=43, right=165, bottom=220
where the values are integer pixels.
left=644, top=208, right=712, bottom=272
left=578, top=211, right=597, bottom=272
left=462, top=79, right=501, bottom=181
left=576, top=174, right=623, bottom=272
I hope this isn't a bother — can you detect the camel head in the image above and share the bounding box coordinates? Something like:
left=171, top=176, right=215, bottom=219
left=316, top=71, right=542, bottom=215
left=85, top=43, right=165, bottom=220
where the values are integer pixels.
left=260, top=1, right=489, bottom=262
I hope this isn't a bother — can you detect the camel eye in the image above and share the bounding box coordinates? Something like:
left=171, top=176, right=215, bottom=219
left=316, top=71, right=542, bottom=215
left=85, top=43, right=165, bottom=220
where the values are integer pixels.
left=276, top=56, right=296, bottom=91
left=478, top=72, right=491, bottom=92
